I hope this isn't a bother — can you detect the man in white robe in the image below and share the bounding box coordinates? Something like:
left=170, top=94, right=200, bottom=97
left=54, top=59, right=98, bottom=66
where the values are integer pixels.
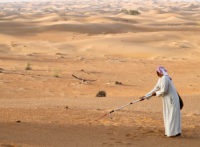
left=140, top=66, right=181, bottom=137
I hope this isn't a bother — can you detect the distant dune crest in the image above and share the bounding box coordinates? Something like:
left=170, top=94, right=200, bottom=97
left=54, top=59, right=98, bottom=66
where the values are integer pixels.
left=0, top=0, right=200, bottom=60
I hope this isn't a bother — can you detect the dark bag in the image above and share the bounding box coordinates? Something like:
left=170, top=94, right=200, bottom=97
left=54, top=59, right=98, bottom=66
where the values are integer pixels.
left=177, top=93, right=184, bottom=110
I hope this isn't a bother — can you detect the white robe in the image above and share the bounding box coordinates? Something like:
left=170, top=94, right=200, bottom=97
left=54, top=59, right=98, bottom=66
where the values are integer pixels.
left=145, top=75, right=181, bottom=137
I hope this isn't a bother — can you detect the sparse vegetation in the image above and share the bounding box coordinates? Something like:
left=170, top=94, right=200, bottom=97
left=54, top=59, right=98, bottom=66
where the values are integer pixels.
left=16, top=120, right=21, bottom=123
left=0, top=68, right=4, bottom=73
left=53, top=73, right=59, bottom=78
left=121, top=9, right=129, bottom=14
left=121, top=9, right=140, bottom=15
left=115, top=81, right=123, bottom=85
left=96, top=91, right=106, bottom=97
left=53, top=69, right=60, bottom=78
left=25, top=62, right=31, bottom=70
left=129, top=10, right=140, bottom=15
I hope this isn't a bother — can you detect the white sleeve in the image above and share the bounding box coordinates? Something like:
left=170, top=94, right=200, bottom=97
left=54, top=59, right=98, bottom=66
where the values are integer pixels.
left=156, top=76, right=169, bottom=97
left=144, top=79, right=160, bottom=99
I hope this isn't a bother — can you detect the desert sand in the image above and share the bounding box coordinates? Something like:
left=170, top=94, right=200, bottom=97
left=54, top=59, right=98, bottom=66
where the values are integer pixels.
left=0, top=0, right=200, bottom=146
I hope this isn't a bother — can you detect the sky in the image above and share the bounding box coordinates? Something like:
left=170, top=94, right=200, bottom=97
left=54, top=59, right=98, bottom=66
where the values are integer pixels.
left=0, top=0, right=199, bottom=1
left=0, top=0, right=199, bottom=2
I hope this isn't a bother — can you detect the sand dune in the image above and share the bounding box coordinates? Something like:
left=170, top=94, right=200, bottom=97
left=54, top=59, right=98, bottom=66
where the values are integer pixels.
left=0, top=0, right=200, bottom=147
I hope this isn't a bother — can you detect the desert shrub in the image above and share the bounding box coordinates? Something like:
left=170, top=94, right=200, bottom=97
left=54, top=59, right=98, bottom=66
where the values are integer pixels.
left=115, top=81, right=122, bottom=85
left=53, top=73, right=59, bottom=78
left=129, top=10, right=140, bottom=15
left=121, top=9, right=129, bottom=14
left=53, top=70, right=60, bottom=78
left=121, top=9, right=140, bottom=15
left=96, top=91, right=106, bottom=97
left=0, top=68, right=4, bottom=73
left=25, top=62, right=31, bottom=70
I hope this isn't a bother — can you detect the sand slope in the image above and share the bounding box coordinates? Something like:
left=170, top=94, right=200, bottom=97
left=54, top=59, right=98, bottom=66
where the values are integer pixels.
left=0, top=0, right=200, bottom=146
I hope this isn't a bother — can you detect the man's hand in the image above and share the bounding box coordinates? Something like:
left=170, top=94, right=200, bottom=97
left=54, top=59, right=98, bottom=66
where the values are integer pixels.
left=139, top=96, right=145, bottom=101
left=152, top=92, right=156, bottom=96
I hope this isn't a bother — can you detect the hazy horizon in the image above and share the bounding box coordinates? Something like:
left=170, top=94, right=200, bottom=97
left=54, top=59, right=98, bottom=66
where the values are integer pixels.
left=0, top=0, right=200, bottom=2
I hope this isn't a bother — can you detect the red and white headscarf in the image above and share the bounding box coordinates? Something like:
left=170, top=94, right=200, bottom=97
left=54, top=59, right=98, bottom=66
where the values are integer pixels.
left=156, top=66, right=172, bottom=80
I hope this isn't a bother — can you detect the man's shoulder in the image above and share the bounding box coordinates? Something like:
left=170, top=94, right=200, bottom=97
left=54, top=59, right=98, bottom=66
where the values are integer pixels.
left=162, top=75, right=171, bottom=81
